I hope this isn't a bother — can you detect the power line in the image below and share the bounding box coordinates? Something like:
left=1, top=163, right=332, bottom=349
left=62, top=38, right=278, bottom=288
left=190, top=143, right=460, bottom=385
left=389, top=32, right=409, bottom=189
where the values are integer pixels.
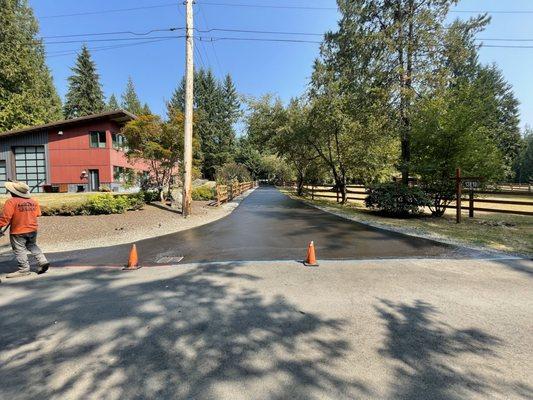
left=197, top=27, right=323, bottom=36
left=46, top=38, right=178, bottom=58
left=198, top=36, right=322, bottom=44
left=40, top=28, right=182, bottom=40
left=44, top=36, right=183, bottom=45
left=198, top=3, right=225, bottom=74
left=198, top=2, right=533, bottom=15
left=450, top=10, right=533, bottom=14
left=41, top=3, right=177, bottom=19
left=37, top=25, right=533, bottom=43
left=37, top=2, right=533, bottom=19
left=198, top=2, right=336, bottom=10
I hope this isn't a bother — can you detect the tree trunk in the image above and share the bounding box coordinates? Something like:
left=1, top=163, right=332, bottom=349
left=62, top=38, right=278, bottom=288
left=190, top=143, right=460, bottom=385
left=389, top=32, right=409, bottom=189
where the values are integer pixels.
left=296, top=175, right=305, bottom=196
left=335, top=176, right=348, bottom=205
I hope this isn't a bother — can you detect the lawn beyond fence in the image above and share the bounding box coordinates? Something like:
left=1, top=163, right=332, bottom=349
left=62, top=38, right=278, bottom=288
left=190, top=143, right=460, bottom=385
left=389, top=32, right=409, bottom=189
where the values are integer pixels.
left=216, top=181, right=257, bottom=206
left=302, top=184, right=533, bottom=216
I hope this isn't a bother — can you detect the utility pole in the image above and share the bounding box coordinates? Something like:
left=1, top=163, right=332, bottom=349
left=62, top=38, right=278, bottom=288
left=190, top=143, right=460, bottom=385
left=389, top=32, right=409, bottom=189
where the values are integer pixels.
left=182, top=0, right=194, bottom=217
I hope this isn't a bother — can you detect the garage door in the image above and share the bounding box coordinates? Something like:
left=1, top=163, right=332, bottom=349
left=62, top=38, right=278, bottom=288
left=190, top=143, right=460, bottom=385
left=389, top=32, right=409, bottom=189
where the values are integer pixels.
left=0, top=161, right=6, bottom=194
left=14, top=146, right=47, bottom=193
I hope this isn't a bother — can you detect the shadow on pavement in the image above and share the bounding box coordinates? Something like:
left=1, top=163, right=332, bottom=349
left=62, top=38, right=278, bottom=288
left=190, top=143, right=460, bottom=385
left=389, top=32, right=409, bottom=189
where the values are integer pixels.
left=0, top=264, right=371, bottom=399
left=374, top=298, right=532, bottom=400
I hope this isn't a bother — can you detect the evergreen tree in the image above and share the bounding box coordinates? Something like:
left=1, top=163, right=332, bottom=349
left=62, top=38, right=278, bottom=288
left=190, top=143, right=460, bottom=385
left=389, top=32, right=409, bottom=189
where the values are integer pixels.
left=107, top=93, right=119, bottom=110
left=121, top=77, right=143, bottom=115
left=167, top=76, right=185, bottom=118
left=0, top=0, right=62, bottom=131
left=141, top=103, right=152, bottom=115
left=444, top=21, right=521, bottom=179
left=515, top=127, right=533, bottom=183
left=167, top=69, right=240, bottom=179
left=63, top=45, right=105, bottom=118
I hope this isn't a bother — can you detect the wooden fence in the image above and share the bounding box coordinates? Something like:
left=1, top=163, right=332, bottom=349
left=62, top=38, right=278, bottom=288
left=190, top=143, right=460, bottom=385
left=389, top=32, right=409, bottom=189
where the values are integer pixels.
left=301, top=184, right=533, bottom=217
left=216, top=181, right=257, bottom=206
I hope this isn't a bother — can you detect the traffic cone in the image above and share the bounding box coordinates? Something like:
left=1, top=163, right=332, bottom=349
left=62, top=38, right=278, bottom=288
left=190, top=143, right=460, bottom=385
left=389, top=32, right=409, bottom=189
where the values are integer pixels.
left=303, top=241, right=319, bottom=267
left=123, top=244, right=141, bottom=270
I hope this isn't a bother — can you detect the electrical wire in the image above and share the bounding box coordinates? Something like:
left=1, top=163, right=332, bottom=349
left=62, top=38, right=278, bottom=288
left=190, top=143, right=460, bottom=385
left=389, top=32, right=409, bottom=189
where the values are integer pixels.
left=41, top=3, right=177, bottom=19
left=46, top=38, right=179, bottom=58
left=40, top=28, right=182, bottom=40
left=198, top=3, right=225, bottom=74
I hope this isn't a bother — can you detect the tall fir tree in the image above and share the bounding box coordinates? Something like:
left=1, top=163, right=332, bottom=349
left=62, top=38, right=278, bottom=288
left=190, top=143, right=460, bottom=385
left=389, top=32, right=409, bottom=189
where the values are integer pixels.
left=167, top=69, right=240, bottom=179
left=141, top=103, right=152, bottom=115
left=63, top=45, right=105, bottom=118
left=0, top=0, right=62, bottom=131
left=121, top=77, right=143, bottom=115
left=107, top=93, right=119, bottom=110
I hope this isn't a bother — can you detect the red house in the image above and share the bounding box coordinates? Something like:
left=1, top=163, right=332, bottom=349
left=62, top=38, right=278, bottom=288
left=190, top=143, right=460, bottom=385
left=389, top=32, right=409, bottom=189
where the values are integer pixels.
left=0, top=110, right=148, bottom=193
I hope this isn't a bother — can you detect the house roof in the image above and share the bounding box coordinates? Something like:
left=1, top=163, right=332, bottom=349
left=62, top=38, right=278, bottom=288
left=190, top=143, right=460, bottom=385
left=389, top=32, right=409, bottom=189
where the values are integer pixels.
left=0, top=110, right=137, bottom=139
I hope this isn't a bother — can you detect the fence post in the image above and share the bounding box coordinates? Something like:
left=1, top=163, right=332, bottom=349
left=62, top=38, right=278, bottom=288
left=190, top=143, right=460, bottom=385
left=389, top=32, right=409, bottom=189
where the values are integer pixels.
left=456, top=167, right=462, bottom=224
left=469, top=189, right=474, bottom=218
left=336, top=186, right=340, bottom=203
left=311, top=185, right=315, bottom=200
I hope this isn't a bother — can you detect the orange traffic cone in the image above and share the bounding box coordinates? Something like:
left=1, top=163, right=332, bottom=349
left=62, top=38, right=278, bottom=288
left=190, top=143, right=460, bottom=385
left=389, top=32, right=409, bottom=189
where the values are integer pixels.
left=123, top=244, right=141, bottom=270
left=303, top=241, right=319, bottom=267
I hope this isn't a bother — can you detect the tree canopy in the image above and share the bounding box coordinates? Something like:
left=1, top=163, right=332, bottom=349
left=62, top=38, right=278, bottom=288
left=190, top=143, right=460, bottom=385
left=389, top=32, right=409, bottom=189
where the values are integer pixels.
left=63, top=45, right=105, bottom=118
left=0, top=0, right=62, bottom=131
left=168, top=69, right=240, bottom=179
left=121, top=77, right=143, bottom=115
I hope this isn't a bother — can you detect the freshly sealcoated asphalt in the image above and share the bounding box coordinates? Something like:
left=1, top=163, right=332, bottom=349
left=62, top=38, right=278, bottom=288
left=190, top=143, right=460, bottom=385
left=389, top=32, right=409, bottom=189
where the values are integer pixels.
left=0, top=187, right=480, bottom=270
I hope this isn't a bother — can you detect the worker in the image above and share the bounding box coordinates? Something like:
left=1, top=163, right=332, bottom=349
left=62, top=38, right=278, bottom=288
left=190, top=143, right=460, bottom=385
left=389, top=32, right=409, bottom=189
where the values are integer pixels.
left=0, top=181, right=49, bottom=279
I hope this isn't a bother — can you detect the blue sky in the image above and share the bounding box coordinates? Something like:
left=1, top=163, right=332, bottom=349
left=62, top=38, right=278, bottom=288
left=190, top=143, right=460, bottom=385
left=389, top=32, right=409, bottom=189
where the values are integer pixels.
left=31, top=0, right=532, bottom=129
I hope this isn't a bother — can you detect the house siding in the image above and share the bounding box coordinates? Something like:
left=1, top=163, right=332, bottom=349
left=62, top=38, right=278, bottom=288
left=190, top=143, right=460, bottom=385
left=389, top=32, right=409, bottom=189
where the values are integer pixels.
left=0, top=113, right=148, bottom=193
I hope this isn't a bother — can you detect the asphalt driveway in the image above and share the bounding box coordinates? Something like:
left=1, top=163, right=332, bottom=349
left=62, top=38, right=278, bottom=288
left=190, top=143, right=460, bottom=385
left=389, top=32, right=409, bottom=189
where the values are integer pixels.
left=0, top=187, right=484, bottom=272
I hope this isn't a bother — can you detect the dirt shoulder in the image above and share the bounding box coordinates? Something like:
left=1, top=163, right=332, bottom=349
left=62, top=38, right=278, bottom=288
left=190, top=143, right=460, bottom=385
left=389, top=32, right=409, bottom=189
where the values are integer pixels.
left=280, top=188, right=533, bottom=258
left=0, top=190, right=254, bottom=254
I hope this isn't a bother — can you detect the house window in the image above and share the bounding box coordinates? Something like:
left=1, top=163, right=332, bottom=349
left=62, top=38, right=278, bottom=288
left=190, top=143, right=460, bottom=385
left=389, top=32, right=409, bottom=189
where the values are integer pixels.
left=90, top=131, right=106, bottom=148
left=111, top=133, right=126, bottom=150
left=113, top=166, right=124, bottom=182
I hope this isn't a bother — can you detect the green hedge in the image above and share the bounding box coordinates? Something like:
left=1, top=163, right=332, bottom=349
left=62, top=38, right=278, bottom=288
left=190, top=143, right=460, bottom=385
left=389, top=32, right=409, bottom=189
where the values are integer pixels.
left=41, top=193, right=146, bottom=216
left=192, top=185, right=215, bottom=201
left=365, top=183, right=430, bottom=217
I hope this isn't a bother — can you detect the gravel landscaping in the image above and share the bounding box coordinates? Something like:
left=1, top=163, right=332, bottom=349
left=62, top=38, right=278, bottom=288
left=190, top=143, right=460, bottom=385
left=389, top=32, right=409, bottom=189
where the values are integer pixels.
left=0, top=191, right=253, bottom=254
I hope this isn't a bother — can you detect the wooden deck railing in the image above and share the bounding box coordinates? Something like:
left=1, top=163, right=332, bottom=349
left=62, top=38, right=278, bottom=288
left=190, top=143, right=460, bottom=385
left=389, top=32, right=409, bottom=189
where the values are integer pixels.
left=216, top=181, right=258, bottom=206
left=301, top=184, right=533, bottom=217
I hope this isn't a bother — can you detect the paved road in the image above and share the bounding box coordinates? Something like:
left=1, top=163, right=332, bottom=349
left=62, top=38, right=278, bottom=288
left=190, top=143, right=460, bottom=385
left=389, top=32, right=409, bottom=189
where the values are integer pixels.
left=1, top=187, right=480, bottom=271
left=1, top=258, right=531, bottom=399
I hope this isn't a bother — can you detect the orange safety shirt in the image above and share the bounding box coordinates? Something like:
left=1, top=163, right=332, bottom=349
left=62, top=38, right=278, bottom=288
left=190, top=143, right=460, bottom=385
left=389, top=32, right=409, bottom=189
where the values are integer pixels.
left=0, top=197, right=41, bottom=234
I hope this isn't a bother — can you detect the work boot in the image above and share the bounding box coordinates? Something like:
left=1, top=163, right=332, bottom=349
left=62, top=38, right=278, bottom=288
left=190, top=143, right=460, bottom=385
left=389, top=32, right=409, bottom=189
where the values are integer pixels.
left=37, top=263, right=50, bottom=275
left=6, top=270, right=31, bottom=279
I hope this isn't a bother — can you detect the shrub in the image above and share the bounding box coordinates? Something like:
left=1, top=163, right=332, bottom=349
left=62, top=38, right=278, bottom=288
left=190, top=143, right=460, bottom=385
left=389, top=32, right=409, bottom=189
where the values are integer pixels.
left=39, top=193, right=146, bottom=216
left=125, top=193, right=145, bottom=211
left=365, top=183, right=430, bottom=217
left=192, top=185, right=215, bottom=201
left=84, top=194, right=129, bottom=214
left=41, top=204, right=87, bottom=216
left=216, top=162, right=251, bottom=183
left=83, top=193, right=145, bottom=215
left=98, top=185, right=112, bottom=192
left=141, top=190, right=160, bottom=203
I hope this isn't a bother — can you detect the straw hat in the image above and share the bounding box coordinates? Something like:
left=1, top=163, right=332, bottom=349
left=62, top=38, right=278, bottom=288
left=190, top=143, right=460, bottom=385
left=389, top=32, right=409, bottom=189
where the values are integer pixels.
left=5, top=181, right=31, bottom=199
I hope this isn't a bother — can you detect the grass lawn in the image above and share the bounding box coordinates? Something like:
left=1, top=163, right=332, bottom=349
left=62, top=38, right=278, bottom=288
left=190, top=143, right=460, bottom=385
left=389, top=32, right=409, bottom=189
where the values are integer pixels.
left=282, top=188, right=533, bottom=257
left=0, top=192, right=107, bottom=209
